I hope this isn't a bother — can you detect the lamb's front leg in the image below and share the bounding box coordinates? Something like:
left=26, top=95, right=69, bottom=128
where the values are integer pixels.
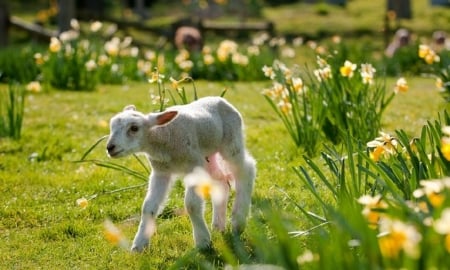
left=131, top=171, right=172, bottom=252
left=185, top=186, right=211, bottom=249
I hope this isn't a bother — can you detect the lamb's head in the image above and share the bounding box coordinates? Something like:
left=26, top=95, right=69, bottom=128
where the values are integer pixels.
left=106, top=105, right=178, bottom=158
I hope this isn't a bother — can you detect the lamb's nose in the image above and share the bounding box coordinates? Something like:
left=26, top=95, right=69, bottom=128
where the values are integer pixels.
left=106, top=143, right=115, bottom=153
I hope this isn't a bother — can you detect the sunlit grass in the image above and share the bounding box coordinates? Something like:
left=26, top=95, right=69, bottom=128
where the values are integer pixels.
left=0, top=76, right=446, bottom=268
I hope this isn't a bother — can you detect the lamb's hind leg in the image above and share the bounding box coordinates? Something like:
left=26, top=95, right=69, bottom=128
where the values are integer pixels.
left=206, top=153, right=231, bottom=231
left=224, top=150, right=256, bottom=234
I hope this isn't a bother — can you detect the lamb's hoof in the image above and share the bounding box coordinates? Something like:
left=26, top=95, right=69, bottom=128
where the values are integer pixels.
left=131, top=245, right=146, bottom=253
left=196, top=241, right=213, bottom=251
left=131, top=238, right=149, bottom=253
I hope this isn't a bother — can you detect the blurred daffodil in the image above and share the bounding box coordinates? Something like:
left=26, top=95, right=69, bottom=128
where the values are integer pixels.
left=76, top=197, right=88, bottom=209
left=378, top=218, right=422, bottom=259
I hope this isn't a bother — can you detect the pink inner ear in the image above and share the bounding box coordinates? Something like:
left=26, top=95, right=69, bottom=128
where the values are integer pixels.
left=156, top=111, right=178, bottom=125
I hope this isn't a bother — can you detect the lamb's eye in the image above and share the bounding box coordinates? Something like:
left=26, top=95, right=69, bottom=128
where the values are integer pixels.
left=130, top=125, right=139, bottom=132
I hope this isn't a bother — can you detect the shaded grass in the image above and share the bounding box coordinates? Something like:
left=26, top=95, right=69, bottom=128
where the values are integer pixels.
left=0, top=77, right=446, bottom=268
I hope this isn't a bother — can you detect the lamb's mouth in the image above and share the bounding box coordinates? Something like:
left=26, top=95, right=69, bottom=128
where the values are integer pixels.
left=108, top=149, right=124, bottom=158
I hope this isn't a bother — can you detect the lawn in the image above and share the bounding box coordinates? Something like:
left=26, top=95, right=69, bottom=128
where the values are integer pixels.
left=1, top=0, right=450, bottom=269
left=0, top=75, right=446, bottom=268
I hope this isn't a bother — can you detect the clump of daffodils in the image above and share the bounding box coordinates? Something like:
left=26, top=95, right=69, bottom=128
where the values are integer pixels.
left=261, top=61, right=306, bottom=115
left=418, top=44, right=440, bottom=65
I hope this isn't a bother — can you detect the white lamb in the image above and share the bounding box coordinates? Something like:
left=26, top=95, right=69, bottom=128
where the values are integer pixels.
left=106, top=96, right=256, bottom=252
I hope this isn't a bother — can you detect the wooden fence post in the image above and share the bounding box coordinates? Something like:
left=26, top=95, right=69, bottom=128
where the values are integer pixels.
left=57, top=0, right=75, bottom=33
left=0, top=0, right=9, bottom=47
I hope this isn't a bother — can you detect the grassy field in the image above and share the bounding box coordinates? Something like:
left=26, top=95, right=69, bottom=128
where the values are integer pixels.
left=0, top=75, right=446, bottom=268
left=1, top=0, right=450, bottom=268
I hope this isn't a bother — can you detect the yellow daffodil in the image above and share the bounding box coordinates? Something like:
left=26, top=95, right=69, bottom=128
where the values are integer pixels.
left=26, top=81, right=42, bottom=93
left=247, top=45, right=260, bottom=56
left=413, top=178, right=450, bottom=208
left=203, top=54, right=214, bottom=65
left=49, top=37, right=61, bottom=53
left=76, top=197, right=88, bottom=209
left=217, top=40, right=238, bottom=62
left=340, top=60, right=357, bottom=78
left=231, top=53, right=249, bottom=66
left=85, top=60, right=97, bottom=71
left=184, top=167, right=226, bottom=205
left=419, top=44, right=440, bottom=64
left=370, top=145, right=385, bottom=161
left=313, top=66, right=332, bottom=82
left=278, top=99, right=292, bottom=115
left=90, top=21, right=103, bottom=32
left=378, top=218, right=422, bottom=259
left=418, top=44, right=430, bottom=58
left=148, top=70, right=165, bottom=84
left=292, top=77, right=304, bottom=94
left=367, top=132, right=398, bottom=161
left=360, top=63, right=376, bottom=85
left=262, top=65, right=275, bottom=80
left=357, top=194, right=387, bottom=227
left=394, top=77, right=408, bottom=93
left=34, top=53, right=45, bottom=65
left=103, top=219, right=128, bottom=249
left=441, top=137, right=450, bottom=161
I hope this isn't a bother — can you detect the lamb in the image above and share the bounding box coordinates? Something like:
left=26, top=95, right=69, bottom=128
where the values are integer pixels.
left=106, top=96, right=256, bottom=252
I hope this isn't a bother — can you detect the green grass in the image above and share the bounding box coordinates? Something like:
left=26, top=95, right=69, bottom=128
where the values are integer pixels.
left=0, top=76, right=446, bottom=268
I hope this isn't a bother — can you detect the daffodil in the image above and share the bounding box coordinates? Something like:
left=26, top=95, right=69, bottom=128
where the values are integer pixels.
left=85, top=59, right=97, bottom=71
left=413, top=178, right=450, bottom=208
left=441, top=137, right=450, bottom=161
left=360, top=63, right=376, bottom=85
left=169, top=77, right=182, bottom=91
left=103, top=219, right=129, bottom=249
left=292, top=77, right=304, bottom=94
left=278, top=99, right=292, bottom=115
left=418, top=44, right=431, bottom=58
left=394, top=77, right=408, bottom=93
left=34, top=53, right=45, bottom=65
left=217, top=40, right=238, bottom=62
left=367, top=132, right=398, bottom=161
left=76, top=197, right=88, bottom=209
left=378, top=218, right=422, bottom=259
left=340, top=60, right=357, bottom=78
left=26, top=81, right=42, bottom=93
left=90, top=21, right=103, bottom=32
left=184, top=167, right=226, bottom=205
left=231, top=53, right=249, bottom=66
left=418, top=44, right=440, bottom=64
left=203, top=54, right=214, bottom=65
left=49, top=37, right=61, bottom=53
left=262, top=65, right=275, bottom=80
left=313, top=66, right=332, bottom=82
left=148, top=70, right=165, bottom=84
left=357, top=194, right=387, bottom=227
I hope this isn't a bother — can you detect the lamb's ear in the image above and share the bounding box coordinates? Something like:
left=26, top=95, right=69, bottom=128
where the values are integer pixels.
left=123, top=105, right=136, bottom=111
left=155, top=111, right=178, bottom=125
